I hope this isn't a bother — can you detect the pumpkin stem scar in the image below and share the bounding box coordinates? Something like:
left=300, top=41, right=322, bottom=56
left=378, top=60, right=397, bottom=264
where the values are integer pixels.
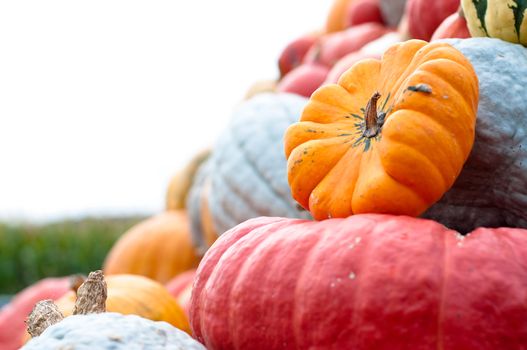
left=362, top=92, right=382, bottom=138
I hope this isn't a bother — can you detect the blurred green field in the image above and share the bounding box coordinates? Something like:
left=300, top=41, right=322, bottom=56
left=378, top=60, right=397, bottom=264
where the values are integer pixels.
left=0, top=216, right=146, bottom=295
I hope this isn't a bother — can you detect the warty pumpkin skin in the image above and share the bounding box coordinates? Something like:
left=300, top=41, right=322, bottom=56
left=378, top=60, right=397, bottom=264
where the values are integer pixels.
left=103, top=211, right=201, bottom=284
left=0, top=277, right=71, bottom=350
left=190, top=215, right=527, bottom=350
left=54, top=274, right=190, bottom=334
left=285, top=40, right=479, bottom=220
left=462, top=0, right=527, bottom=45
left=424, top=38, right=527, bottom=232
left=187, top=93, right=312, bottom=253
left=22, top=313, right=205, bottom=349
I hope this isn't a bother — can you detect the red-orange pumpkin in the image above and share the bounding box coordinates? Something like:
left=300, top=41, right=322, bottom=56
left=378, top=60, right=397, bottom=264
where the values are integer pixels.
left=431, top=9, right=470, bottom=41
left=190, top=215, right=527, bottom=349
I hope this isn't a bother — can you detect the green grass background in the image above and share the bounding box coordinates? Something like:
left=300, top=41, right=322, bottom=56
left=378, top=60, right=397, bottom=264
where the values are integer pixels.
left=0, top=216, right=145, bottom=295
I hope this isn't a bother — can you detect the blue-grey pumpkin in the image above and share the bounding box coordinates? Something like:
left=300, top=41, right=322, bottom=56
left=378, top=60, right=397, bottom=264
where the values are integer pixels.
left=22, top=312, right=206, bottom=350
left=424, top=38, right=527, bottom=232
left=187, top=93, right=312, bottom=253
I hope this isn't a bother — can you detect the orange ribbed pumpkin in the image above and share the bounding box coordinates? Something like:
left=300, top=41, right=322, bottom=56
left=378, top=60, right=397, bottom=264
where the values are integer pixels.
left=103, top=211, right=200, bottom=283
left=285, top=40, right=478, bottom=220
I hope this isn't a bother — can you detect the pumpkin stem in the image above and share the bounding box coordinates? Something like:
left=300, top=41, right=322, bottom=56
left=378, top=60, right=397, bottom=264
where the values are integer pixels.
left=362, top=92, right=382, bottom=138
left=457, top=4, right=464, bottom=19
left=26, top=300, right=64, bottom=337
left=69, top=274, right=86, bottom=294
left=72, top=270, right=107, bottom=315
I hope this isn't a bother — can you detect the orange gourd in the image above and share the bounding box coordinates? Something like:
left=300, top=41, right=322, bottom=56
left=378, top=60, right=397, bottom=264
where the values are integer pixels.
left=103, top=211, right=200, bottom=283
left=285, top=40, right=478, bottom=220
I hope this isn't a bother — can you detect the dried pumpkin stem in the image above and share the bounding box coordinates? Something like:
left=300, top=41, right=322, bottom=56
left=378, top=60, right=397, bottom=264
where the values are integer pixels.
left=457, top=5, right=464, bottom=18
left=26, top=300, right=64, bottom=337
left=72, top=270, right=107, bottom=315
left=362, top=92, right=382, bottom=138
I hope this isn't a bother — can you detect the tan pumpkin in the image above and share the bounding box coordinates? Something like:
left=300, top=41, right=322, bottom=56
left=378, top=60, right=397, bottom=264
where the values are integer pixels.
left=166, top=150, right=211, bottom=211
left=103, top=211, right=200, bottom=283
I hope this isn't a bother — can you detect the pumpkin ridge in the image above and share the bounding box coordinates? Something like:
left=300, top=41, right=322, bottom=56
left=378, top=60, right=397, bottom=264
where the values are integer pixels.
left=381, top=109, right=462, bottom=187
left=228, top=120, right=303, bottom=218
left=226, top=220, right=298, bottom=349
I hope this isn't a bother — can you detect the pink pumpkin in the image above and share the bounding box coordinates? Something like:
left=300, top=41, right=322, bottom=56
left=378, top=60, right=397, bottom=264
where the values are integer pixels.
left=166, top=269, right=196, bottom=318
left=190, top=215, right=527, bottom=349
left=276, top=63, right=329, bottom=98
left=324, top=51, right=378, bottom=84
left=431, top=10, right=470, bottom=40
left=406, top=0, right=460, bottom=40
left=0, top=277, right=72, bottom=350
left=345, top=0, right=384, bottom=27
left=278, top=32, right=320, bottom=78
left=303, top=23, right=389, bottom=67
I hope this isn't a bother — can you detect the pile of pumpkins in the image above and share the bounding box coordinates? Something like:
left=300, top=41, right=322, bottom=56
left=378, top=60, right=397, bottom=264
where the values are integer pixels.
left=1, top=0, right=527, bottom=348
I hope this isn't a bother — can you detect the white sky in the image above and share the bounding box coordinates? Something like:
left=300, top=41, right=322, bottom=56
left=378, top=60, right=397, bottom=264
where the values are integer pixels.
left=0, top=1, right=330, bottom=222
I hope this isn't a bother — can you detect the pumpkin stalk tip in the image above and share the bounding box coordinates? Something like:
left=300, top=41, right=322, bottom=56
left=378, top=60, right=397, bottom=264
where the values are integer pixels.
left=362, top=92, right=382, bottom=138
left=26, top=300, right=64, bottom=338
left=72, top=270, right=107, bottom=315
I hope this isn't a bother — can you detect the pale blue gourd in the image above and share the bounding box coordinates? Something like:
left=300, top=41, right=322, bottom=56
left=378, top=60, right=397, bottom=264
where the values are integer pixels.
left=424, top=38, right=527, bottom=232
left=22, top=312, right=206, bottom=350
left=187, top=93, right=312, bottom=253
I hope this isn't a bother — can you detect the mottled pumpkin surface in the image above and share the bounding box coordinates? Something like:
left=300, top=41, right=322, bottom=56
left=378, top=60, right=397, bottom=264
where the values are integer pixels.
left=22, top=313, right=205, bottom=349
left=190, top=215, right=527, bottom=350
left=426, top=38, right=527, bottom=232
left=187, top=93, right=311, bottom=253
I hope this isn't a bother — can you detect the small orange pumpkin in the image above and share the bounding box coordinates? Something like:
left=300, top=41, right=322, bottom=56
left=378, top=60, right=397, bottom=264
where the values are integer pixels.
left=103, top=211, right=200, bottom=283
left=285, top=40, right=478, bottom=220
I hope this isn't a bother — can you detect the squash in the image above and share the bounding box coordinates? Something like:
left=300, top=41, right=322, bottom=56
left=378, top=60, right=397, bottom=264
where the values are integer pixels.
left=278, top=32, right=320, bottom=78
left=431, top=8, right=471, bottom=40
left=285, top=40, right=479, bottom=220
left=406, top=0, right=460, bottom=40
left=22, top=271, right=204, bottom=349
left=187, top=159, right=220, bottom=255
left=187, top=93, right=312, bottom=253
left=190, top=215, right=527, bottom=349
left=165, top=149, right=210, bottom=211
left=276, top=63, right=329, bottom=98
left=166, top=269, right=196, bottom=318
left=23, top=313, right=205, bottom=349
left=462, top=0, right=527, bottom=45
left=325, top=52, right=379, bottom=84
left=103, top=211, right=200, bottom=284
left=424, top=38, right=527, bottom=232
left=244, top=79, right=277, bottom=100
left=54, top=274, right=190, bottom=333
left=0, top=276, right=74, bottom=350
left=325, top=0, right=356, bottom=33
left=379, top=0, right=407, bottom=27
left=345, top=0, right=384, bottom=27
left=304, top=23, right=390, bottom=67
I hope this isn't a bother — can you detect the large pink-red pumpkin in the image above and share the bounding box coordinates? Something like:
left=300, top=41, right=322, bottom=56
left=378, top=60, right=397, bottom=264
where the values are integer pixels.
left=406, top=0, right=459, bottom=40
left=303, top=23, right=389, bottom=67
left=431, top=11, right=470, bottom=41
left=190, top=215, right=527, bottom=349
left=324, top=51, right=378, bottom=84
left=0, top=277, right=72, bottom=350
